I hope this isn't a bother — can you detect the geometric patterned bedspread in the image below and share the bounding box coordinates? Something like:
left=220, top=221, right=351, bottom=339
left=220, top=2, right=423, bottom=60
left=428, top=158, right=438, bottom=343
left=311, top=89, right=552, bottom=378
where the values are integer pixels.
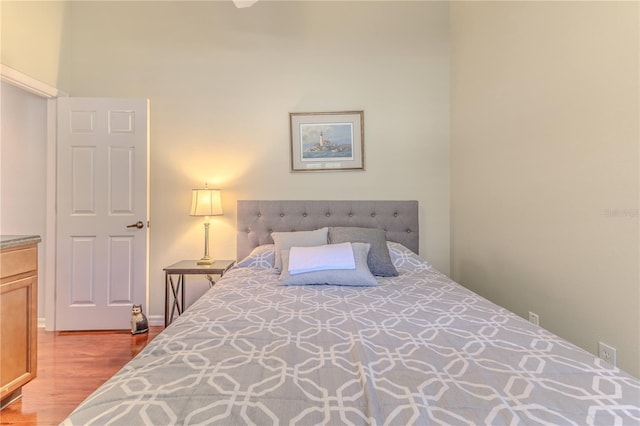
left=63, top=243, right=640, bottom=425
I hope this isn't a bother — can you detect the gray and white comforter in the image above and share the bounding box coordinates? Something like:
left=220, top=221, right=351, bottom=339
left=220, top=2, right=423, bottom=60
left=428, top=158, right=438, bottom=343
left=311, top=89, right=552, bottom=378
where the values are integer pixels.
left=63, top=243, right=640, bottom=425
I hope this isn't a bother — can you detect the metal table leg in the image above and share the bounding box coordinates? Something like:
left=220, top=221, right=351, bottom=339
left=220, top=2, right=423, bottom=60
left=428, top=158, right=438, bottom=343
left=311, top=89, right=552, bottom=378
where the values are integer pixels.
left=181, top=274, right=186, bottom=317
left=166, top=273, right=185, bottom=326
left=165, top=271, right=169, bottom=327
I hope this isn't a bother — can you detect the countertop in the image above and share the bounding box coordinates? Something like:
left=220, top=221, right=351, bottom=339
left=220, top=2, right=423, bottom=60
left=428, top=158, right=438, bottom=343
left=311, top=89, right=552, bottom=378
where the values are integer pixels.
left=0, top=235, right=42, bottom=250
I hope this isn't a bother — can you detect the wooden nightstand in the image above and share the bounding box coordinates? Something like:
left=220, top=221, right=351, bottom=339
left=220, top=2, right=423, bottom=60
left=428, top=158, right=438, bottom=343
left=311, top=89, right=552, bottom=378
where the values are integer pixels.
left=163, top=259, right=235, bottom=326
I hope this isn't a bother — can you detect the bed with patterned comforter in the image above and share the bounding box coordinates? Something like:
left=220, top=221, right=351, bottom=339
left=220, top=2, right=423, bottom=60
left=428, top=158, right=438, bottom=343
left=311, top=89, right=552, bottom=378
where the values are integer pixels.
left=63, top=242, right=639, bottom=425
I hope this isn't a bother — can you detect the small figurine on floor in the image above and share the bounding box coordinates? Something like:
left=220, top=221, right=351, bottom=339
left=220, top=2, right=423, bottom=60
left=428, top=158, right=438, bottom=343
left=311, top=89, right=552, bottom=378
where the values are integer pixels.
left=131, top=304, right=149, bottom=335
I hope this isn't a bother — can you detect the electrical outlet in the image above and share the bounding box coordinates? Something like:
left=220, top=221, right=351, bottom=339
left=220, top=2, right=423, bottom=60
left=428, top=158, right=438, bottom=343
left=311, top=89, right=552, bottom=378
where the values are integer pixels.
left=598, top=341, right=617, bottom=367
left=528, top=312, right=539, bottom=326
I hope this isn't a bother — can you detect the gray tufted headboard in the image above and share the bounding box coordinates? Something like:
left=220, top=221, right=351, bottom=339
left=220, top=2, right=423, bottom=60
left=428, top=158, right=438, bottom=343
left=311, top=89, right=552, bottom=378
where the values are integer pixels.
left=236, top=200, right=419, bottom=261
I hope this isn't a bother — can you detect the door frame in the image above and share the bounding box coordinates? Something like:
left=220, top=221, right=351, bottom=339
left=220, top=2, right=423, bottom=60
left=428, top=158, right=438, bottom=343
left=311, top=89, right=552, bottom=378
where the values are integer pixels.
left=45, top=98, right=57, bottom=330
left=1, top=65, right=63, bottom=330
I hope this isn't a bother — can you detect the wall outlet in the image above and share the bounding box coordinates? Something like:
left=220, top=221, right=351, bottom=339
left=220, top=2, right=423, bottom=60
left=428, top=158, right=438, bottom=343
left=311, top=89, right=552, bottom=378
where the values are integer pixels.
left=598, top=341, right=617, bottom=367
left=528, top=311, right=539, bottom=326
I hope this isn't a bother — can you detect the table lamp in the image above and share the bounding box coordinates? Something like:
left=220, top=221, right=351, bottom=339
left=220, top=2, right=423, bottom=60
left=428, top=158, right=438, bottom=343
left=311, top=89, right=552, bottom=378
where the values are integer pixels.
left=190, top=185, right=223, bottom=265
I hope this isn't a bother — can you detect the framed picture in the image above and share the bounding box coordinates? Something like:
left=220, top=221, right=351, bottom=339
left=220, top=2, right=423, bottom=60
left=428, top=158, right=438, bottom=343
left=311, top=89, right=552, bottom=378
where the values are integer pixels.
left=290, top=111, right=364, bottom=172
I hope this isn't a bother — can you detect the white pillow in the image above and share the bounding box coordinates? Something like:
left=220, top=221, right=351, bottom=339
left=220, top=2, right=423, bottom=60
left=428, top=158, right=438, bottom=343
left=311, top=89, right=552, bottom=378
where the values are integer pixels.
left=271, top=227, right=328, bottom=271
left=288, top=242, right=355, bottom=275
left=279, top=242, right=377, bottom=287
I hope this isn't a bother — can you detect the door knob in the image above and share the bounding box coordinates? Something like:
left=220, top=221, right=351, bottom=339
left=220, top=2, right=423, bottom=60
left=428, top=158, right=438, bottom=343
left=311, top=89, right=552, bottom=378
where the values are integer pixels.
left=127, top=221, right=145, bottom=229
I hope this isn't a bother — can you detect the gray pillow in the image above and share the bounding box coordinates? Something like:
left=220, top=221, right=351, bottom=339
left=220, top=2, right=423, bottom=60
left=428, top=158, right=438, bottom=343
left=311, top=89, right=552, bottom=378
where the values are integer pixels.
left=271, top=227, right=328, bottom=271
left=279, top=242, right=377, bottom=287
left=328, top=227, right=398, bottom=277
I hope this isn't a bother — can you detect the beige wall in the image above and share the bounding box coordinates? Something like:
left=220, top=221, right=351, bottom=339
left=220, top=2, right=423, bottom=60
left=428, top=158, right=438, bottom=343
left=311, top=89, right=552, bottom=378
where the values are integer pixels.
left=0, top=1, right=71, bottom=92
left=451, top=1, right=639, bottom=377
left=63, top=1, right=451, bottom=315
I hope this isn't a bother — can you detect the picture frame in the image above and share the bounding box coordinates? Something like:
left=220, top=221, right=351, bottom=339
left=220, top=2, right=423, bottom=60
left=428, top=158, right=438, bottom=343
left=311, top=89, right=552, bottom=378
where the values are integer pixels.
left=289, top=111, right=364, bottom=172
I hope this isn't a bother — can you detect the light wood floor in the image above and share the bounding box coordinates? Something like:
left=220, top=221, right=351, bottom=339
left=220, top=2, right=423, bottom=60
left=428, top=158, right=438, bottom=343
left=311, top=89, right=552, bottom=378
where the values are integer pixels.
left=0, top=326, right=163, bottom=425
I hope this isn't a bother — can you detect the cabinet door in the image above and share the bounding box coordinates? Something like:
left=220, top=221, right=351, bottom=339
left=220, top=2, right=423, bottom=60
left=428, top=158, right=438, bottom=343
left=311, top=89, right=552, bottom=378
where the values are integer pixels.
left=0, top=275, right=37, bottom=399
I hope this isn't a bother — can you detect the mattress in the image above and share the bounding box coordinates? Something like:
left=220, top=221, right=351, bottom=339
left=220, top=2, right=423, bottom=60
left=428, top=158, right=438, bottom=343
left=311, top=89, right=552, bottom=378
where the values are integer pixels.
left=62, top=242, right=640, bottom=425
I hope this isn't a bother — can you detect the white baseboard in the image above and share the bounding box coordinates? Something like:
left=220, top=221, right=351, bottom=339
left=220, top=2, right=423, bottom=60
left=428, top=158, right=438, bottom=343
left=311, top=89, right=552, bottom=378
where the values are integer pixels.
left=39, top=316, right=165, bottom=328
left=147, top=315, right=165, bottom=327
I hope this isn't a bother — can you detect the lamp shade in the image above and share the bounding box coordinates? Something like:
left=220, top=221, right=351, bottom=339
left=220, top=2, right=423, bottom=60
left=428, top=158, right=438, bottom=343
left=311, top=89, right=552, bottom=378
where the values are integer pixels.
left=190, top=188, right=223, bottom=217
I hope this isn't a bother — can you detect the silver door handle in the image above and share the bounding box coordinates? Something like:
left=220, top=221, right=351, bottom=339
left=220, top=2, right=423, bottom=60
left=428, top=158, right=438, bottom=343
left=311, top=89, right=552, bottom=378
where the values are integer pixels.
left=127, top=221, right=144, bottom=229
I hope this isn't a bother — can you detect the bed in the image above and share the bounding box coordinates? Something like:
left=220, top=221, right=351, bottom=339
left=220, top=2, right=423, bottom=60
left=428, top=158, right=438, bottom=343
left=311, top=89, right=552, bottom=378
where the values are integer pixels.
left=63, top=200, right=639, bottom=425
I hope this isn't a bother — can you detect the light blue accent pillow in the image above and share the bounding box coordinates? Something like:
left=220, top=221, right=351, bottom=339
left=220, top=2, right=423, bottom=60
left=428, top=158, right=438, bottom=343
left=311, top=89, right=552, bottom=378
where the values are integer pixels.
left=271, top=227, right=328, bottom=271
left=279, top=242, right=377, bottom=287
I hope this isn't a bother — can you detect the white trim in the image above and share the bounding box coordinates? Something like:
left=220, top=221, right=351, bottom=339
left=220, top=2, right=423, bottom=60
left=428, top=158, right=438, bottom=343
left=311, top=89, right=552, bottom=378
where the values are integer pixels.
left=45, top=99, right=57, bottom=331
left=0, top=65, right=63, bottom=99
left=147, top=315, right=165, bottom=327
left=147, top=315, right=164, bottom=327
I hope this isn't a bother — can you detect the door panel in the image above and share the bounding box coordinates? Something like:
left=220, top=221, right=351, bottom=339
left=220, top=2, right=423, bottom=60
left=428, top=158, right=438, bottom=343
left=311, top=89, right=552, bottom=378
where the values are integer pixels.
left=56, top=98, right=148, bottom=330
left=108, top=235, right=134, bottom=303
left=109, top=146, right=135, bottom=214
left=72, top=147, right=96, bottom=214
left=70, top=236, right=95, bottom=305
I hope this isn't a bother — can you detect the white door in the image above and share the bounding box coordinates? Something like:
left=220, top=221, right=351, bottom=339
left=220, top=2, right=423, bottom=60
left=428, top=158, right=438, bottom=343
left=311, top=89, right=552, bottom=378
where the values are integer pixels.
left=55, top=98, right=149, bottom=330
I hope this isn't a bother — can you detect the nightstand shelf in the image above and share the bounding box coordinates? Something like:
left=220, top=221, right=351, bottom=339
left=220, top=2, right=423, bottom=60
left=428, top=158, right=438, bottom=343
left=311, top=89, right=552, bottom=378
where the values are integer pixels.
left=163, top=259, right=235, bottom=326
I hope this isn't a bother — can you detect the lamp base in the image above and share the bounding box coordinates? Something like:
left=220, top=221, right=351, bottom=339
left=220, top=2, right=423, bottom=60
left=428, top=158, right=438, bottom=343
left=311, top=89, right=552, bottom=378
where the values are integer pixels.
left=197, top=257, right=215, bottom=265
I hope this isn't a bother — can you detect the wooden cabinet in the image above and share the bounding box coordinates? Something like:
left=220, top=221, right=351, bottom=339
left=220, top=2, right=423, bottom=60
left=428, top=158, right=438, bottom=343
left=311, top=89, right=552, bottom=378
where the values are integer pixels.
left=0, top=237, right=39, bottom=409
